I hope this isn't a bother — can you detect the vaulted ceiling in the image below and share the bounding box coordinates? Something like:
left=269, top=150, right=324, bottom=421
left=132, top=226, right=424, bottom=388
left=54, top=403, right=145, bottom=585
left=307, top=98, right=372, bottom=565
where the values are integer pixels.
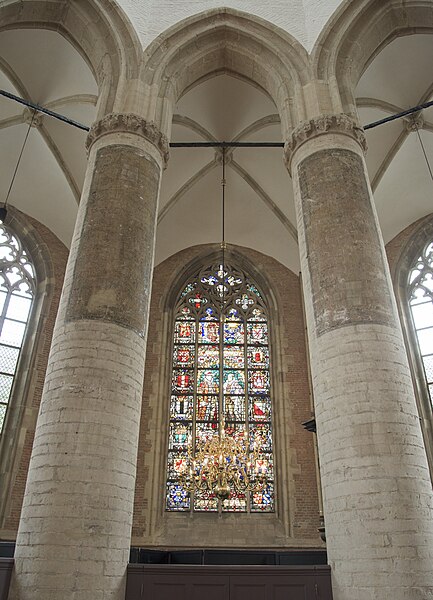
left=0, top=20, right=432, bottom=273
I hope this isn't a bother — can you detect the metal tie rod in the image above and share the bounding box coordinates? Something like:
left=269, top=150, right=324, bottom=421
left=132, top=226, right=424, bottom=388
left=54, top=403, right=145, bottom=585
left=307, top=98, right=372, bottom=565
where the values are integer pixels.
left=1, top=89, right=432, bottom=146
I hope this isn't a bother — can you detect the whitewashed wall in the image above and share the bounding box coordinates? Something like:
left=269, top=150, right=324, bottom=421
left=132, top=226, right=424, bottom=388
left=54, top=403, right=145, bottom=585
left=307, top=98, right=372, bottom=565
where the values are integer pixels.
left=117, top=0, right=345, bottom=52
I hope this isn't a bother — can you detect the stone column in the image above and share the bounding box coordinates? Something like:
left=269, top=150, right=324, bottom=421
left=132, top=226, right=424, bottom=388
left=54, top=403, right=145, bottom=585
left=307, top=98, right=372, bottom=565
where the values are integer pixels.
left=9, top=114, right=168, bottom=600
left=285, top=114, right=433, bottom=600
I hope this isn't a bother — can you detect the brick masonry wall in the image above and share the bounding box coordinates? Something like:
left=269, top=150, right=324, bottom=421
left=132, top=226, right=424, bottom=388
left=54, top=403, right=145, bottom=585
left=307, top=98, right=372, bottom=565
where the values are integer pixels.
left=132, top=244, right=322, bottom=548
left=2, top=236, right=322, bottom=547
left=1, top=212, right=68, bottom=537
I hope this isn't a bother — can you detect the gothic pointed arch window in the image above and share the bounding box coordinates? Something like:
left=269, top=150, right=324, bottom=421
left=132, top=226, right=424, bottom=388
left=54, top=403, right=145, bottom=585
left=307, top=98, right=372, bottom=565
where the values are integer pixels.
left=408, top=241, right=433, bottom=402
left=165, top=259, right=274, bottom=513
left=0, top=221, right=35, bottom=434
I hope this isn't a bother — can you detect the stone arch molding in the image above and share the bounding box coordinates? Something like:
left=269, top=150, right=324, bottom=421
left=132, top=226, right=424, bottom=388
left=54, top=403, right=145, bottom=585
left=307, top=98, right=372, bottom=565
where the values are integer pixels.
left=313, top=0, right=433, bottom=117
left=139, top=8, right=312, bottom=138
left=0, top=0, right=142, bottom=117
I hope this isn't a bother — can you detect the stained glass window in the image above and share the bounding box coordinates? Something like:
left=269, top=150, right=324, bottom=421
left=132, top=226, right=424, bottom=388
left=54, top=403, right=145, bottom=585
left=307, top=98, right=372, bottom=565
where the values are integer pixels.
left=166, top=261, right=274, bottom=512
left=408, top=242, right=433, bottom=402
left=0, top=223, right=35, bottom=434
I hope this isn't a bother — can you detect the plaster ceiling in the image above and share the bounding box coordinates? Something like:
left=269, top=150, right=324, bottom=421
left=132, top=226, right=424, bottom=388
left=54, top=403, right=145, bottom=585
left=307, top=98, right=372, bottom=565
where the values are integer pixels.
left=0, top=23, right=432, bottom=275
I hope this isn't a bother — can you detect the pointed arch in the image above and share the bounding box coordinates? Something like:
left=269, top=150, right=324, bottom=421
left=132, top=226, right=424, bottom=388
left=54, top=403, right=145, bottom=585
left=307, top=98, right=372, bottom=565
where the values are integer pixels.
left=0, top=0, right=141, bottom=116
left=140, top=8, right=311, bottom=137
left=312, top=0, right=433, bottom=116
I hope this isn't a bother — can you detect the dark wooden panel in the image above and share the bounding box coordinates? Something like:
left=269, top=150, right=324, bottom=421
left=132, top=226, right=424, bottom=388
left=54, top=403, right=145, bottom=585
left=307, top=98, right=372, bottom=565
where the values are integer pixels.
left=126, top=564, right=333, bottom=600
left=0, top=558, right=13, bottom=600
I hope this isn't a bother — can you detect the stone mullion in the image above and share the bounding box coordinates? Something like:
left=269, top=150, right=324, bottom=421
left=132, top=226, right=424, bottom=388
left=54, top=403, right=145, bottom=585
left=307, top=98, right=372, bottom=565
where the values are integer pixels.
left=285, top=113, right=433, bottom=600
left=9, top=113, right=168, bottom=600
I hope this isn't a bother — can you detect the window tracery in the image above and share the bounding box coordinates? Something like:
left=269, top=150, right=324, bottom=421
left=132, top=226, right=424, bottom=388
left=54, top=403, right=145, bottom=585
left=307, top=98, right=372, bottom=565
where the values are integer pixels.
left=408, top=241, right=433, bottom=402
left=0, top=223, right=35, bottom=433
left=166, top=261, right=274, bottom=513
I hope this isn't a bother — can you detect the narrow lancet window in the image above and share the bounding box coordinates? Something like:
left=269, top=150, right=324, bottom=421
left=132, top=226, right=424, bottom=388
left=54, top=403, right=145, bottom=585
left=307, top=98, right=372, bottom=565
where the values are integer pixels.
left=166, top=261, right=274, bottom=513
left=408, top=241, right=433, bottom=402
left=0, top=223, right=35, bottom=433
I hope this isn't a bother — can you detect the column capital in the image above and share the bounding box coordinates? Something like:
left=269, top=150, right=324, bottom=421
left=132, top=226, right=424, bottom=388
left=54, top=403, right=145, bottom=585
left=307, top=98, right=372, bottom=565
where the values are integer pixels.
left=284, top=114, right=367, bottom=172
left=86, top=113, right=169, bottom=167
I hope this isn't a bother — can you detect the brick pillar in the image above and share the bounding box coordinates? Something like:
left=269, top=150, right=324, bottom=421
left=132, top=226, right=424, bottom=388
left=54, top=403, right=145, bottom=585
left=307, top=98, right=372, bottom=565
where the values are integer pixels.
left=285, top=114, right=433, bottom=600
left=9, top=114, right=168, bottom=600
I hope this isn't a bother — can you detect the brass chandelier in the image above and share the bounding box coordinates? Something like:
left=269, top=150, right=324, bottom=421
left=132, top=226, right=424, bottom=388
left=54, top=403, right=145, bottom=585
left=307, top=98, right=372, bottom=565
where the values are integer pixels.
left=178, top=149, right=269, bottom=502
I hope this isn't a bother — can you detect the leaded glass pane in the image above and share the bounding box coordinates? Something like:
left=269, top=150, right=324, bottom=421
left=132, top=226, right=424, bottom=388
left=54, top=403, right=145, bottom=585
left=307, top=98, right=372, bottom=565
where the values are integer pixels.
left=0, top=223, right=35, bottom=435
left=247, top=347, right=269, bottom=369
left=0, top=345, right=19, bottom=375
left=197, top=395, right=218, bottom=421
left=197, top=370, right=219, bottom=394
left=173, top=345, right=195, bottom=368
left=224, top=322, right=244, bottom=344
left=416, top=328, right=433, bottom=356
left=167, top=484, right=190, bottom=511
left=247, top=323, right=268, bottom=345
left=248, top=370, right=270, bottom=395
left=0, top=373, right=13, bottom=403
left=198, top=321, right=220, bottom=344
left=251, top=483, right=274, bottom=512
left=166, top=261, right=274, bottom=512
left=249, top=397, right=272, bottom=421
left=223, top=346, right=244, bottom=369
left=172, top=369, right=194, bottom=393
left=223, top=395, right=245, bottom=421
left=0, top=320, right=26, bottom=347
left=222, top=492, right=247, bottom=512
left=7, top=294, right=32, bottom=322
left=169, top=422, right=192, bottom=450
left=174, top=321, right=195, bottom=344
left=194, top=490, right=218, bottom=512
left=170, top=395, right=193, bottom=420
left=423, top=355, right=433, bottom=383
left=0, top=403, right=6, bottom=433
left=411, top=300, right=433, bottom=330
left=197, top=345, right=219, bottom=368
left=223, top=370, right=245, bottom=395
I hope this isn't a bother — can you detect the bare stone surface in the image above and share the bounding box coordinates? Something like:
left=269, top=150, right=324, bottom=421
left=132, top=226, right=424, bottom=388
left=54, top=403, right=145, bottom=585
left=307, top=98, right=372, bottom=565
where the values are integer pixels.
left=298, top=148, right=394, bottom=335
left=66, top=144, right=159, bottom=335
left=291, top=124, right=433, bottom=600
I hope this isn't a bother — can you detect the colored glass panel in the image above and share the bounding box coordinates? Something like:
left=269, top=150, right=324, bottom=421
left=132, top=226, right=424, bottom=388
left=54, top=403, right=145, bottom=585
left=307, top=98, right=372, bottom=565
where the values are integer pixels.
left=247, top=346, right=269, bottom=369
left=249, top=397, right=271, bottom=421
left=199, top=321, right=220, bottom=344
left=173, top=345, right=195, bottom=368
left=197, top=345, right=219, bottom=369
left=194, top=490, right=218, bottom=512
left=169, top=422, right=192, bottom=450
left=223, top=370, right=245, bottom=395
left=251, top=483, right=274, bottom=512
left=247, top=322, right=268, bottom=345
left=197, top=395, right=218, bottom=421
left=224, top=322, right=244, bottom=344
left=167, top=453, right=190, bottom=479
left=251, top=454, right=274, bottom=480
left=197, top=369, right=219, bottom=394
left=247, top=308, right=266, bottom=321
left=174, top=321, right=195, bottom=344
left=222, top=492, right=247, bottom=512
left=170, top=395, right=193, bottom=420
left=172, top=369, right=194, bottom=393
left=250, top=423, right=272, bottom=452
left=167, top=484, right=190, bottom=511
left=196, top=422, right=219, bottom=444
left=248, top=370, right=270, bottom=395
left=223, top=345, right=244, bottom=369
left=166, top=261, right=274, bottom=513
left=224, top=395, right=245, bottom=421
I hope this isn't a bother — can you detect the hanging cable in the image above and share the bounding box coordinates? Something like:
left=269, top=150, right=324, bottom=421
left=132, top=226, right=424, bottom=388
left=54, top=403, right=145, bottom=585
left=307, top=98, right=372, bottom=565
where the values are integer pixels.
left=1, top=109, right=36, bottom=221
left=414, top=123, right=433, bottom=183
